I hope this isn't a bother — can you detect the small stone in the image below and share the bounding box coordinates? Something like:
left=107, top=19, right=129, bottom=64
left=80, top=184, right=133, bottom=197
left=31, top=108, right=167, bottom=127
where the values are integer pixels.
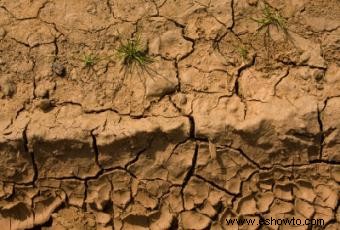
left=314, top=70, right=324, bottom=81
left=38, top=99, right=53, bottom=112
left=52, top=62, right=66, bottom=76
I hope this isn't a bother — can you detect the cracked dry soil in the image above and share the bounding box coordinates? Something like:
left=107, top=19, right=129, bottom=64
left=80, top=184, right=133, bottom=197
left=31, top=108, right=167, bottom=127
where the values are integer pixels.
left=0, top=0, right=339, bottom=229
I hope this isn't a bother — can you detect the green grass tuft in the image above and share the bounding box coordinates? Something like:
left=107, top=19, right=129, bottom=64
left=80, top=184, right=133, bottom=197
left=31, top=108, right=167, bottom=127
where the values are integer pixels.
left=116, top=36, right=153, bottom=69
left=252, top=3, right=287, bottom=33
left=83, top=53, right=98, bottom=67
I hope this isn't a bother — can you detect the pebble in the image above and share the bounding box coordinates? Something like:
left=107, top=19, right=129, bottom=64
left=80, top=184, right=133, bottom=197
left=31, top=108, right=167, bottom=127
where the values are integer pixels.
left=38, top=99, right=53, bottom=112
left=52, top=62, right=66, bottom=76
left=314, top=70, right=324, bottom=81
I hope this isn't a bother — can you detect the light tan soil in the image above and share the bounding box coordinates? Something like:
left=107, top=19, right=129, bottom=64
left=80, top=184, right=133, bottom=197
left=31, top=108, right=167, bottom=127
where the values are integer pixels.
left=0, top=0, right=339, bottom=229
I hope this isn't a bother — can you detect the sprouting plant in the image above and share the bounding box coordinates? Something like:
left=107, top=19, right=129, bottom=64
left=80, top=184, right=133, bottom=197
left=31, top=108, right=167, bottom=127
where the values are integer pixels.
left=80, top=53, right=114, bottom=68
left=116, top=36, right=153, bottom=70
left=83, top=53, right=98, bottom=67
left=236, top=46, right=249, bottom=60
left=251, top=3, right=289, bottom=60
left=252, top=3, right=287, bottom=34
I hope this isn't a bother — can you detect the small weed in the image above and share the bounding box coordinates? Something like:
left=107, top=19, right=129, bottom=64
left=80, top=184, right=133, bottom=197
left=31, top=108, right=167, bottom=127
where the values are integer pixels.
left=251, top=3, right=289, bottom=60
left=116, top=36, right=153, bottom=70
left=252, top=3, right=287, bottom=34
left=236, top=46, right=249, bottom=60
left=83, top=53, right=98, bottom=67
left=80, top=53, right=113, bottom=68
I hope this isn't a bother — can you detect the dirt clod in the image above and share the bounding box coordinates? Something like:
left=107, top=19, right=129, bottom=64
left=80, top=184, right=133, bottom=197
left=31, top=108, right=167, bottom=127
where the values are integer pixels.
left=0, top=77, right=16, bottom=98
left=52, top=62, right=66, bottom=76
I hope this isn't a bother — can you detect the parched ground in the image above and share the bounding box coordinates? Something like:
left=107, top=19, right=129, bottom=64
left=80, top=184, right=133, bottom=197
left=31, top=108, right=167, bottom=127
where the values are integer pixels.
left=0, top=0, right=339, bottom=229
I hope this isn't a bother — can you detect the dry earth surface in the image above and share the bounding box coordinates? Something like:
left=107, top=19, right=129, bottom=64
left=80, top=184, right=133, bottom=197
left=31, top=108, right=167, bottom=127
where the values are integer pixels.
left=0, top=0, right=340, bottom=229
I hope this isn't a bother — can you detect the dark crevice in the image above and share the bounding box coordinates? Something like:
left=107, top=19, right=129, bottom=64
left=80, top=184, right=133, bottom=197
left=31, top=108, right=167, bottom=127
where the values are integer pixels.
left=104, top=166, right=138, bottom=179
left=194, top=174, right=237, bottom=196
left=309, top=159, right=340, bottom=165
left=174, top=60, right=181, bottom=92
left=273, top=67, right=290, bottom=96
left=90, top=131, right=103, bottom=170
left=166, top=18, right=185, bottom=29
left=317, top=106, right=325, bottom=160
left=31, top=217, right=53, bottom=230
left=54, top=101, right=123, bottom=116
left=188, top=116, right=196, bottom=139
left=82, top=181, right=88, bottom=211
left=169, top=216, right=179, bottom=230
left=125, top=134, right=155, bottom=169
left=234, top=76, right=240, bottom=96
left=23, top=126, right=38, bottom=185
left=168, top=96, right=183, bottom=114
left=10, top=37, right=30, bottom=47
left=53, top=37, right=59, bottom=58
left=164, top=137, right=191, bottom=165
left=106, top=0, right=113, bottom=15
left=125, top=147, right=148, bottom=169
left=236, top=53, right=256, bottom=77
left=228, top=146, right=262, bottom=169
left=194, top=136, right=209, bottom=142
left=176, top=20, right=195, bottom=62
left=42, top=175, right=89, bottom=181
left=230, top=0, right=235, bottom=30
left=184, top=146, right=198, bottom=184
left=3, top=104, right=26, bottom=131
left=243, top=100, right=248, bottom=120
left=30, top=55, right=37, bottom=99
left=276, top=58, right=327, bottom=70
left=180, top=141, right=198, bottom=198
left=234, top=54, right=256, bottom=98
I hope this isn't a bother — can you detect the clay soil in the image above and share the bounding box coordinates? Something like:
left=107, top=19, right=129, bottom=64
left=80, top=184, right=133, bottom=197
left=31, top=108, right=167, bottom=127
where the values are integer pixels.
left=0, top=0, right=339, bottom=229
